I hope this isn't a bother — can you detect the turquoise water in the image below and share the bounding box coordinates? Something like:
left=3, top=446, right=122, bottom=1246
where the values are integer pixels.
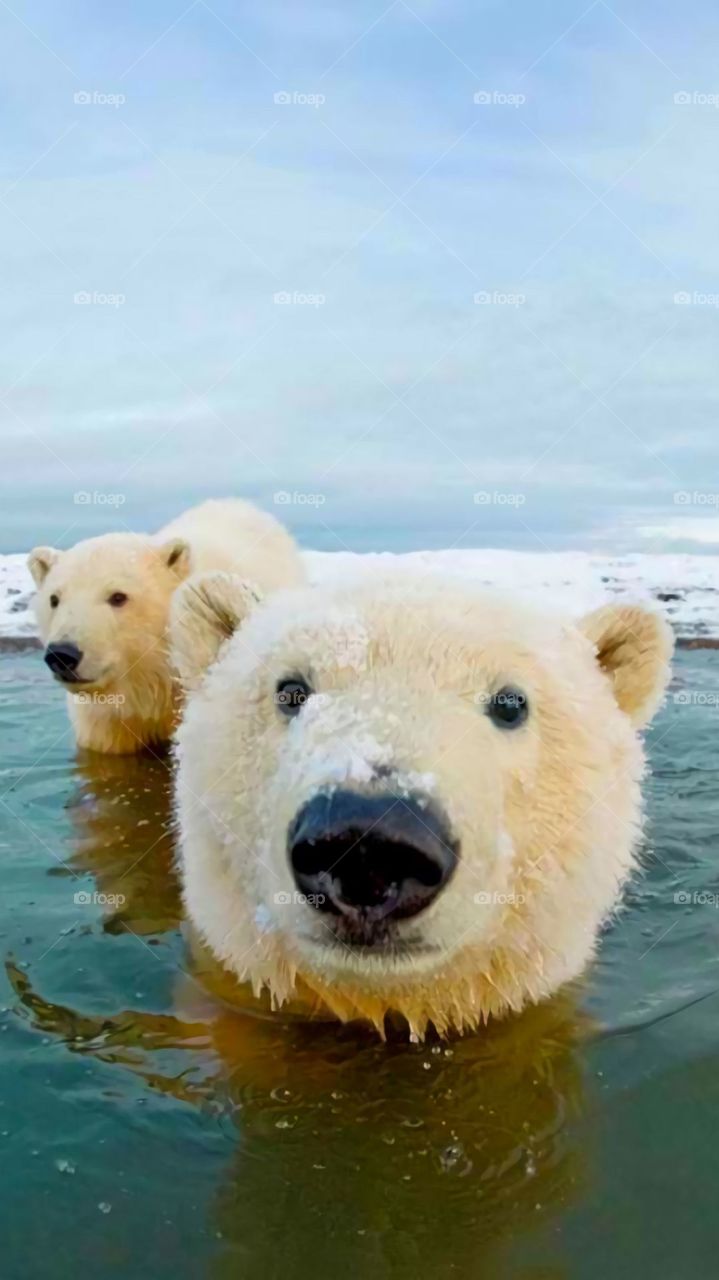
left=1, top=648, right=719, bottom=1278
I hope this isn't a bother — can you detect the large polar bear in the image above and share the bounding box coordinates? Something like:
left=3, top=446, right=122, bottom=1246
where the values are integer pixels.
left=170, top=571, right=672, bottom=1039
left=28, top=500, right=304, bottom=756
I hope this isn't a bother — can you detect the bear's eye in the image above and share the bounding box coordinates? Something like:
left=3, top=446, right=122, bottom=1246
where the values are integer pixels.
left=276, top=676, right=313, bottom=718
left=49, top=593, right=59, bottom=609
left=107, top=591, right=129, bottom=608
left=487, top=685, right=528, bottom=729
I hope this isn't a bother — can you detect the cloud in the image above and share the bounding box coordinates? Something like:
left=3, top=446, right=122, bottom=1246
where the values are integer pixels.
left=639, top=517, right=719, bottom=546
left=1, top=0, right=718, bottom=550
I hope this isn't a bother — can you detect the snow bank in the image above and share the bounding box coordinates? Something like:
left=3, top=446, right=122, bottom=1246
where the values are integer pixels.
left=3, top=547, right=719, bottom=644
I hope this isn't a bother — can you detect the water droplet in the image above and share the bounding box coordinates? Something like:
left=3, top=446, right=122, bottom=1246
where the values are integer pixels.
left=438, top=1143, right=472, bottom=1176
left=270, top=1087, right=292, bottom=1102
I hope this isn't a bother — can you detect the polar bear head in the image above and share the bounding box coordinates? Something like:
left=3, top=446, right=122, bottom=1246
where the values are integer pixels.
left=171, top=571, right=672, bottom=1038
left=29, top=533, right=190, bottom=701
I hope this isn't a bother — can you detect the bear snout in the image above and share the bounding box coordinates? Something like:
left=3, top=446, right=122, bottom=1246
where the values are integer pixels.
left=44, top=641, right=84, bottom=682
left=287, top=791, right=458, bottom=940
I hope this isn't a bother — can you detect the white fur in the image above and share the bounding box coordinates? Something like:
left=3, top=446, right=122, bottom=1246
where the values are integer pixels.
left=29, top=499, right=305, bottom=754
left=171, top=573, right=673, bottom=1037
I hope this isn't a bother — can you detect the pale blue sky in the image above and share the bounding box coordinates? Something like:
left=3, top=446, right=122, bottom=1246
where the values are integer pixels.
left=1, top=0, right=718, bottom=552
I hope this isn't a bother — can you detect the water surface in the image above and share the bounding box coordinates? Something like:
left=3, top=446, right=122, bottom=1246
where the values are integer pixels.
left=1, top=649, right=719, bottom=1278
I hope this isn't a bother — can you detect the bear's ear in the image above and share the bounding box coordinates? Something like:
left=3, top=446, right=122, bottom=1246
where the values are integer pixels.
left=28, top=546, right=61, bottom=587
left=579, top=603, right=673, bottom=727
left=157, top=537, right=191, bottom=578
left=170, top=571, right=263, bottom=689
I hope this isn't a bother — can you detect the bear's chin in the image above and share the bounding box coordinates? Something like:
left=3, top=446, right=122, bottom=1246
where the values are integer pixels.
left=65, top=667, right=115, bottom=694
left=67, top=679, right=108, bottom=695
left=290, top=932, right=451, bottom=983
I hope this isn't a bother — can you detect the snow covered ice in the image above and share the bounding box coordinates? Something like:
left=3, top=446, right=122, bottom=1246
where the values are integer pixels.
left=2, top=545, right=719, bottom=644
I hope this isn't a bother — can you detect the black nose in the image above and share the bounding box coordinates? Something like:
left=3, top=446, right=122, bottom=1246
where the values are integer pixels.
left=288, top=791, right=458, bottom=928
left=44, top=642, right=83, bottom=679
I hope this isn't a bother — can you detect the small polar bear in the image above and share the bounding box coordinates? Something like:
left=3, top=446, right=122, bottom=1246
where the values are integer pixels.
left=29, top=499, right=304, bottom=756
left=170, top=571, right=672, bottom=1039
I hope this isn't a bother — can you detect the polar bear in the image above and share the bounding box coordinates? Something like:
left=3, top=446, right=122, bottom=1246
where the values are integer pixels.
left=28, top=499, right=304, bottom=756
left=170, top=571, right=672, bottom=1038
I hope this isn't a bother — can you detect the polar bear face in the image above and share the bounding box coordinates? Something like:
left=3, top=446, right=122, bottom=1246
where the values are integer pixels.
left=29, top=533, right=190, bottom=702
left=171, top=573, right=672, bottom=1037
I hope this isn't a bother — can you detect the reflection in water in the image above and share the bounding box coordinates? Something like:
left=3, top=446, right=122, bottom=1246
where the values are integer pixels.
left=8, top=960, right=585, bottom=1277
left=61, top=749, right=182, bottom=935
left=7, top=734, right=590, bottom=1279
left=209, top=996, right=585, bottom=1280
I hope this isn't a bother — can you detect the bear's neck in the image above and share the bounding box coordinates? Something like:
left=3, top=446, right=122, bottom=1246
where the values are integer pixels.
left=67, top=679, right=180, bottom=756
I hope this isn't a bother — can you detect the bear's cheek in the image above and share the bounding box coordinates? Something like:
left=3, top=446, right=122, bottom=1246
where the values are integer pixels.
left=209, top=719, right=309, bottom=875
